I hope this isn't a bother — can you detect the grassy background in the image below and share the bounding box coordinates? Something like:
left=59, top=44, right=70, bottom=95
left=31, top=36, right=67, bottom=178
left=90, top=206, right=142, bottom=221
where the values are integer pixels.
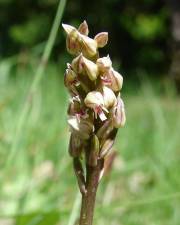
left=0, top=61, right=179, bottom=225
left=0, top=0, right=180, bottom=224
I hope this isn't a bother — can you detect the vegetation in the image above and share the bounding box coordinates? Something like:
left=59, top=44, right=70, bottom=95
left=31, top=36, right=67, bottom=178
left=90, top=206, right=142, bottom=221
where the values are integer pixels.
left=0, top=63, right=179, bottom=224
left=0, top=0, right=180, bottom=224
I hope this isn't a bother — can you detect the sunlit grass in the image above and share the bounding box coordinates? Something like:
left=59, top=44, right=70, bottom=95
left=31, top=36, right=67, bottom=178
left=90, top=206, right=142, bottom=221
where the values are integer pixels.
left=0, top=64, right=180, bottom=225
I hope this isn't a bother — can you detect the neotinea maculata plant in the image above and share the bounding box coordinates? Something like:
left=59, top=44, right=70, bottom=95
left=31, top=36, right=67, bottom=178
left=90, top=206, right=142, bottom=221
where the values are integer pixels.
left=62, top=21, right=126, bottom=225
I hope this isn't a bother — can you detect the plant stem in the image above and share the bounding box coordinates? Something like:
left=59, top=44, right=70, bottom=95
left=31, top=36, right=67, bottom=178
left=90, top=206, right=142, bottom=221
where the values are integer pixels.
left=79, top=160, right=103, bottom=225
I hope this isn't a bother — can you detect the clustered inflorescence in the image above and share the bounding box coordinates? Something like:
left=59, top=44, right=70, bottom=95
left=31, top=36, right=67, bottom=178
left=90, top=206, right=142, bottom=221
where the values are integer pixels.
left=62, top=21, right=126, bottom=194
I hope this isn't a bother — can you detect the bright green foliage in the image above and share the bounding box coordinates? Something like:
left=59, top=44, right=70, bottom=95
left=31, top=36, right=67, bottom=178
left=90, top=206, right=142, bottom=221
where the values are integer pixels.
left=9, top=16, right=50, bottom=45
left=121, top=13, right=167, bottom=41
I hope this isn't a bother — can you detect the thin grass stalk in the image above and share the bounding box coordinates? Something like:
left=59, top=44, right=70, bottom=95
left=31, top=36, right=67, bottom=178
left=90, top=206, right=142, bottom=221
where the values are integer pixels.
left=4, top=0, right=67, bottom=172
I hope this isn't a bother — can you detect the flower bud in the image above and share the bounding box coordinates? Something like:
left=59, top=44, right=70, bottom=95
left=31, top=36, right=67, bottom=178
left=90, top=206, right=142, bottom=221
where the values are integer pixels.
left=96, top=120, right=114, bottom=141
left=112, top=96, right=126, bottom=128
left=62, top=24, right=81, bottom=55
left=67, top=100, right=81, bottom=116
left=94, top=32, right=108, bottom=48
left=84, top=91, right=107, bottom=121
left=81, top=56, right=99, bottom=81
left=64, top=64, right=80, bottom=96
left=69, top=133, right=83, bottom=157
left=62, top=23, right=76, bottom=35
left=102, top=86, right=117, bottom=109
left=88, top=134, right=100, bottom=167
left=80, top=34, right=98, bottom=57
left=103, top=68, right=123, bottom=92
left=78, top=20, right=89, bottom=36
left=66, top=36, right=81, bottom=55
left=100, top=139, right=114, bottom=158
left=96, top=55, right=112, bottom=73
left=71, top=54, right=84, bottom=74
left=68, top=116, right=94, bottom=139
left=64, top=67, right=77, bottom=87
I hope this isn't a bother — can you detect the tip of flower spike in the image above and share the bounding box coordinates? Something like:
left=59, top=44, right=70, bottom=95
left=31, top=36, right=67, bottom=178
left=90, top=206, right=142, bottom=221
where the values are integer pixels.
left=62, top=23, right=76, bottom=34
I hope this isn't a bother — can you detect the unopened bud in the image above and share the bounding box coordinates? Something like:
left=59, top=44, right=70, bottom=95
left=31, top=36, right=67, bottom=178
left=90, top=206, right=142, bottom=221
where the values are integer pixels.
left=62, top=23, right=81, bottom=55
left=78, top=20, right=89, bottom=35
left=88, top=135, right=100, bottom=167
left=66, top=36, right=81, bottom=55
left=67, top=101, right=81, bottom=116
left=100, top=139, right=114, bottom=158
left=62, top=23, right=76, bottom=35
left=64, top=68, right=77, bottom=87
left=71, top=54, right=84, bottom=74
left=69, top=133, right=83, bottom=157
left=80, top=34, right=98, bottom=57
left=94, top=32, right=108, bottom=48
left=81, top=56, right=99, bottom=81
left=102, top=86, right=117, bottom=109
left=112, top=96, right=126, bottom=128
left=68, top=116, right=94, bottom=139
left=104, top=68, right=123, bottom=92
left=96, top=120, right=114, bottom=140
left=96, top=55, right=112, bottom=73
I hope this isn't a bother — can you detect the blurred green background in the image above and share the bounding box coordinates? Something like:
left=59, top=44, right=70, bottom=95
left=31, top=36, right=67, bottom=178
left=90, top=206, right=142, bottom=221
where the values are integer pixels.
left=0, top=0, right=180, bottom=225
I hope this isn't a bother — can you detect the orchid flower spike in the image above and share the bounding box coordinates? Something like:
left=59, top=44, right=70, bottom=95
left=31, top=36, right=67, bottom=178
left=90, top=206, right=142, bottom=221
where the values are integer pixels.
left=63, top=22, right=126, bottom=211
